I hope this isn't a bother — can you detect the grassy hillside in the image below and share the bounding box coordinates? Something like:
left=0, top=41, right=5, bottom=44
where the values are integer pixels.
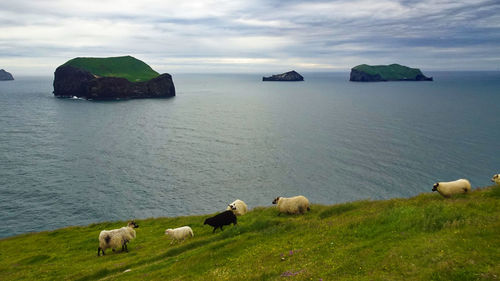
left=353, top=64, right=424, bottom=80
left=62, top=56, right=159, bottom=82
left=1, top=186, right=499, bottom=280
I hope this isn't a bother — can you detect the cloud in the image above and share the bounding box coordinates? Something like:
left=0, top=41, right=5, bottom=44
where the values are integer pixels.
left=0, top=0, right=499, bottom=74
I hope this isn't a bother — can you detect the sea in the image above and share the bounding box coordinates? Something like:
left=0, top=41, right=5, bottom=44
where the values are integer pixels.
left=0, top=71, right=499, bottom=238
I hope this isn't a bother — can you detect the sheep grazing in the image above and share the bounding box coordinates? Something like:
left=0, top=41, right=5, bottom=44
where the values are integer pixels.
left=204, top=210, right=237, bottom=233
left=272, top=195, right=310, bottom=215
left=97, top=221, right=139, bottom=256
left=432, top=179, right=472, bottom=198
left=492, top=174, right=500, bottom=185
left=165, top=226, right=194, bottom=245
left=226, top=199, right=248, bottom=216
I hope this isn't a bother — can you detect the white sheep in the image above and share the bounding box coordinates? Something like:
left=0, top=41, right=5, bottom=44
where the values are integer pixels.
left=165, top=226, right=194, bottom=244
left=97, top=221, right=139, bottom=256
left=272, top=195, right=310, bottom=215
left=491, top=174, right=500, bottom=185
left=226, top=199, right=248, bottom=216
left=432, top=179, right=471, bottom=198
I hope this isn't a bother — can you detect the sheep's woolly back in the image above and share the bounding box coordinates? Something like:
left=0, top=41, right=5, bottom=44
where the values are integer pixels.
left=226, top=199, right=248, bottom=216
left=98, top=223, right=137, bottom=251
left=204, top=210, right=237, bottom=233
left=119, top=226, right=136, bottom=241
left=99, top=229, right=125, bottom=251
left=434, top=179, right=471, bottom=198
left=165, top=226, right=194, bottom=241
left=492, top=174, right=500, bottom=185
left=275, top=195, right=310, bottom=214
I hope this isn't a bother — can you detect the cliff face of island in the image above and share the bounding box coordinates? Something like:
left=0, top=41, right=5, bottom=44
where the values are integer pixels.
left=0, top=69, right=14, bottom=81
left=263, top=70, right=304, bottom=81
left=53, top=56, right=175, bottom=100
left=350, top=64, right=433, bottom=82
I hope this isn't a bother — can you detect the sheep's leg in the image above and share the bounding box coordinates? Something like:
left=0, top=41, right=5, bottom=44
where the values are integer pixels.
left=98, top=247, right=105, bottom=256
left=220, top=226, right=223, bottom=231
left=122, top=238, right=130, bottom=252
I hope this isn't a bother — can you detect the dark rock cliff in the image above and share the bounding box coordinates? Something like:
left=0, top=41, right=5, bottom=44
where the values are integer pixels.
left=413, top=74, right=434, bottom=81
left=263, top=70, right=304, bottom=81
left=349, top=69, right=385, bottom=82
left=0, top=69, right=14, bottom=81
left=53, top=65, right=175, bottom=100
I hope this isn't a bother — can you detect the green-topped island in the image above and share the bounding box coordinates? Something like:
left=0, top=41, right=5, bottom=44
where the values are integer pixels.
left=53, top=56, right=175, bottom=100
left=350, top=64, right=433, bottom=82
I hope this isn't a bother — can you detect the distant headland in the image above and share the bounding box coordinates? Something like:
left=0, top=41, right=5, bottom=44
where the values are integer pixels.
left=53, top=56, right=175, bottom=100
left=263, top=70, right=304, bottom=81
left=0, top=69, right=14, bottom=81
left=350, top=64, right=433, bottom=82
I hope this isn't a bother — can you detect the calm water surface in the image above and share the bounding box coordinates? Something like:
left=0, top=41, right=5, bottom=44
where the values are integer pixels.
left=0, top=72, right=499, bottom=238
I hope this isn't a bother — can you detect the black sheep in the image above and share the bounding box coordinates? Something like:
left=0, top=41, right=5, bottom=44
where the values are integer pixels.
left=204, top=210, right=237, bottom=233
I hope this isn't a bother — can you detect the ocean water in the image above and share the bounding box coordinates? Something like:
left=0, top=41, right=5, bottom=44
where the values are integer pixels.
left=0, top=72, right=499, bottom=238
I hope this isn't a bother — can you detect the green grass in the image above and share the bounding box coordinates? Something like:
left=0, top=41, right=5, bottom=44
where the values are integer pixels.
left=62, top=56, right=159, bottom=82
left=353, top=64, right=425, bottom=80
left=1, top=186, right=499, bottom=280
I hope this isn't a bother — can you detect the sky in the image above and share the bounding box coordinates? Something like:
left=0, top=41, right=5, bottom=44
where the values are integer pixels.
left=1, top=0, right=499, bottom=75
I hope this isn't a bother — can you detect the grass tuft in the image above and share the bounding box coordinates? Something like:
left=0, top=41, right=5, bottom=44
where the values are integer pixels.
left=17, top=254, right=51, bottom=265
left=319, top=201, right=360, bottom=219
left=486, top=185, right=500, bottom=198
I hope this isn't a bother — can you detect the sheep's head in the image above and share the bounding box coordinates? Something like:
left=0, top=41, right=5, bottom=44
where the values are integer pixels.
left=128, top=221, right=139, bottom=228
left=492, top=174, right=499, bottom=182
left=228, top=204, right=237, bottom=210
left=272, top=197, right=281, bottom=204
left=432, top=183, right=439, bottom=192
left=165, top=229, right=172, bottom=235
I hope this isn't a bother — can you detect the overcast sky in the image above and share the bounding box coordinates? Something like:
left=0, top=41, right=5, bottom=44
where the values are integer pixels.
left=1, top=0, right=499, bottom=75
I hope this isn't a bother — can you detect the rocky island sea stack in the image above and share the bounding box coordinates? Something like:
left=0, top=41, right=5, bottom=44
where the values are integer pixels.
left=0, top=69, right=14, bottom=81
left=263, top=70, right=304, bottom=81
left=350, top=64, right=433, bottom=82
left=53, top=56, right=175, bottom=100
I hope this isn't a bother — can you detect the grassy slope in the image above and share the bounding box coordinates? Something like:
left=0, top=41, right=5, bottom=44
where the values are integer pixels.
left=63, top=56, right=159, bottom=82
left=353, top=64, right=424, bottom=80
left=1, top=186, right=499, bottom=281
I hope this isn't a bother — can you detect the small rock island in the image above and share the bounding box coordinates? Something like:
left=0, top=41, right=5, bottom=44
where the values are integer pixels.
left=53, top=56, right=175, bottom=100
left=263, top=70, right=304, bottom=81
left=350, top=64, right=433, bottom=82
left=0, top=69, right=14, bottom=81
